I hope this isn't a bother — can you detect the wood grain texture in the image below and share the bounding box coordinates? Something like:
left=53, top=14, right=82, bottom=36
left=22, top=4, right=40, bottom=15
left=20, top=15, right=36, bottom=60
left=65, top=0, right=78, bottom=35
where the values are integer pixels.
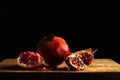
left=0, top=58, right=120, bottom=73
left=0, top=59, right=120, bottom=80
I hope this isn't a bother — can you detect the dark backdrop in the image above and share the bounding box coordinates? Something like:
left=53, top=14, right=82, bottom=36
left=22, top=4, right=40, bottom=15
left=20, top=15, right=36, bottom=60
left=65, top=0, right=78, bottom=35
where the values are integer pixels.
left=0, top=8, right=4, bottom=16
left=0, top=8, right=120, bottom=64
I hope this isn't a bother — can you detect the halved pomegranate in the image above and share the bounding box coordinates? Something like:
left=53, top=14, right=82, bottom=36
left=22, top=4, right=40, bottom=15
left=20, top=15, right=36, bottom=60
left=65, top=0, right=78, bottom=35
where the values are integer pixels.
left=17, top=51, right=43, bottom=68
left=65, top=48, right=98, bottom=69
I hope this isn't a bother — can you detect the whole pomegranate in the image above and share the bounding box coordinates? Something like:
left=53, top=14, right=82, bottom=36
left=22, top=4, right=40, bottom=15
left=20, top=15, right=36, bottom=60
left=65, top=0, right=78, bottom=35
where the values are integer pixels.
left=36, top=34, right=71, bottom=67
left=65, top=48, right=98, bottom=69
left=17, top=51, right=42, bottom=68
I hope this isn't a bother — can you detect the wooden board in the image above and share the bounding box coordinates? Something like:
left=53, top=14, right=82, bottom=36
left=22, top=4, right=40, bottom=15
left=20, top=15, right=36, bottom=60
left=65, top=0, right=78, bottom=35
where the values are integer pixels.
left=0, top=58, right=120, bottom=80
left=0, top=58, right=120, bottom=72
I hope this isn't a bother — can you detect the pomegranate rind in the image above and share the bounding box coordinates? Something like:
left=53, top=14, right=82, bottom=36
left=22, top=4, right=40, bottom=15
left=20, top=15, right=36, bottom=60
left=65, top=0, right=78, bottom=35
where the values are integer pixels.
left=72, top=48, right=98, bottom=65
left=65, top=48, right=98, bottom=69
left=17, top=52, right=42, bottom=68
left=65, top=54, right=86, bottom=69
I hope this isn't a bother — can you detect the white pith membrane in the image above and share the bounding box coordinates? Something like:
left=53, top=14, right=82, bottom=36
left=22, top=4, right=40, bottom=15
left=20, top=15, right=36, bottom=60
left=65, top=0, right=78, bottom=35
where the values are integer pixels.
left=67, top=53, right=86, bottom=69
left=17, top=52, right=42, bottom=68
left=66, top=48, right=98, bottom=69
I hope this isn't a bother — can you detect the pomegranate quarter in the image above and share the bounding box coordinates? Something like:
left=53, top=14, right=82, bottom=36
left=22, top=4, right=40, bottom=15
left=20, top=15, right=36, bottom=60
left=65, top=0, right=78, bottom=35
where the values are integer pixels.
left=36, top=34, right=71, bottom=67
left=65, top=48, right=98, bottom=69
left=17, top=51, right=42, bottom=68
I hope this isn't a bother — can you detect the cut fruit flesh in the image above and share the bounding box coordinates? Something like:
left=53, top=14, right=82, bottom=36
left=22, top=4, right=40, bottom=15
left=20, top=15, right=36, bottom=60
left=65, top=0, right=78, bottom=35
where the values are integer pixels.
left=65, top=48, right=98, bottom=69
left=17, top=52, right=42, bottom=68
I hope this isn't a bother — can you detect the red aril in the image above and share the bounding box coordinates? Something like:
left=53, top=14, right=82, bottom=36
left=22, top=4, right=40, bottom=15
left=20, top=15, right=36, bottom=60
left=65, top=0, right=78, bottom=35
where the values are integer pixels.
left=41, top=67, right=47, bottom=71
left=65, top=48, right=98, bottom=69
left=76, top=67, right=81, bottom=71
left=17, top=51, right=42, bottom=68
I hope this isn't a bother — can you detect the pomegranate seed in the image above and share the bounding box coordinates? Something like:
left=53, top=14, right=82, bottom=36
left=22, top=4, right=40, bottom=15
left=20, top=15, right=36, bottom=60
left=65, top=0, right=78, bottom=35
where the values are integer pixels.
left=76, top=67, right=81, bottom=71
left=41, top=67, right=47, bottom=71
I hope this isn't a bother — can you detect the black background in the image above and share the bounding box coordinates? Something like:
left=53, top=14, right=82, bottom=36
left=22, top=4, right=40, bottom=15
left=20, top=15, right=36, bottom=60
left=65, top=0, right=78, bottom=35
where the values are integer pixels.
left=0, top=2, right=120, bottom=64
left=0, top=8, right=4, bottom=16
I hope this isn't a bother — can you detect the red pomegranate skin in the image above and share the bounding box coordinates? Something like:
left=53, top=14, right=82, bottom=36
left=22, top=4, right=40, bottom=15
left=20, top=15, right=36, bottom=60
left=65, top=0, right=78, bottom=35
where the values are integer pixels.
left=36, top=35, right=71, bottom=66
